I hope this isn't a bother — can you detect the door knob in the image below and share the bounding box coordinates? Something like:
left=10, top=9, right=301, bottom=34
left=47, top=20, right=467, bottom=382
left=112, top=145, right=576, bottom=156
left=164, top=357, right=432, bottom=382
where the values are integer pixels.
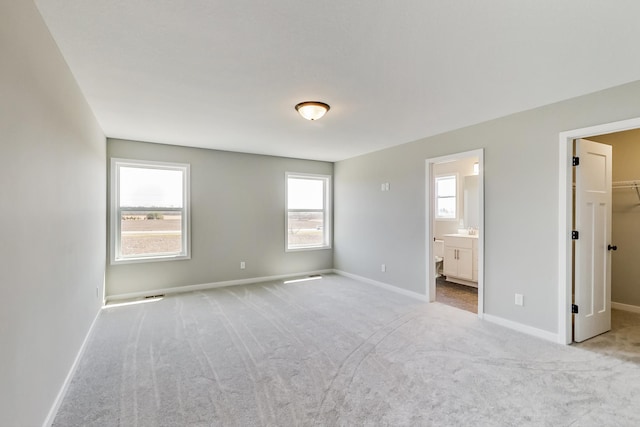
left=608, top=244, right=617, bottom=251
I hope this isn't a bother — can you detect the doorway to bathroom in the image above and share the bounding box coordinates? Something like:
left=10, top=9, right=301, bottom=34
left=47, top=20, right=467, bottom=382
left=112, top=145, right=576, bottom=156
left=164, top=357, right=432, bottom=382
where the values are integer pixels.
left=426, top=149, right=484, bottom=316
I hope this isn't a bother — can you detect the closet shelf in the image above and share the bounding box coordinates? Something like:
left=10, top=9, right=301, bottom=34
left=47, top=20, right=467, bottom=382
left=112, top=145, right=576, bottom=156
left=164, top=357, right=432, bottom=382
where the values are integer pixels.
left=612, top=180, right=640, bottom=188
left=612, top=180, right=640, bottom=200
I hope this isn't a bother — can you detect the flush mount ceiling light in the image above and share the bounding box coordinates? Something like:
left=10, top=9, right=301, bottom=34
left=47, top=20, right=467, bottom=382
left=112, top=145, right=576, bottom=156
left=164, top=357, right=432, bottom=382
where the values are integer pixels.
left=295, top=101, right=330, bottom=121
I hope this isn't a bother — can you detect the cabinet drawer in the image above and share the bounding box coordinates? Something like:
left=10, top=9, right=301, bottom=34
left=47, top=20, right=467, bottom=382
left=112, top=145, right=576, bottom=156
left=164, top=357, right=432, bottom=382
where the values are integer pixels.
left=444, top=236, right=473, bottom=249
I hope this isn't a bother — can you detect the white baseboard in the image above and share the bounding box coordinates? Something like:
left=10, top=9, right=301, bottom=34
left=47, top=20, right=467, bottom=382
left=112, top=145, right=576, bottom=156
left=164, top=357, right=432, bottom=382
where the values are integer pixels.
left=332, top=269, right=429, bottom=302
left=43, top=308, right=101, bottom=427
left=612, top=301, right=640, bottom=313
left=105, top=269, right=335, bottom=302
left=483, top=313, right=558, bottom=343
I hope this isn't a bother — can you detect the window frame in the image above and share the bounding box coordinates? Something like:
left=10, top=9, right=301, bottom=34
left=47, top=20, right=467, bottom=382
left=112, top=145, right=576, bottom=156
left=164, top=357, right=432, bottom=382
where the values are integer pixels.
left=285, top=172, right=332, bottom=252
left=435, top=173, right=458, bottom=220
left=110, top=158, right=191, bottom=265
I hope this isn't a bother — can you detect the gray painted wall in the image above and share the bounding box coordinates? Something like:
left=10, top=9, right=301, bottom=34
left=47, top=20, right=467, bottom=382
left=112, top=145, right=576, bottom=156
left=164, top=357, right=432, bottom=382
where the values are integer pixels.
left=0, top=2, right=106, bottom=425
left=589, top=129, right=640, bottom=307
left=334, top=80, right=640, bottom=334
left=106, top=139, right=333, bottom=297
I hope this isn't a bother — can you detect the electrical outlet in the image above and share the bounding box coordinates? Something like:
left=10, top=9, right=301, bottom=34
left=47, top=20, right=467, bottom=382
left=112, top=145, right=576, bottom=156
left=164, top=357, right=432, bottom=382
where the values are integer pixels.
left=515, top=293, right=524, bottom=306
left=240, top=261, right=246, bottom=269
left=381, top=264, right=386, bottom=272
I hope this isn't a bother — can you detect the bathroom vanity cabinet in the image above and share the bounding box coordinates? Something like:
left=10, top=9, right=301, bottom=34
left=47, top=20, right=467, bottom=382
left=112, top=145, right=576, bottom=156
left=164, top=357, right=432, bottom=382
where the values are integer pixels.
left=443, top=234, right=478, bottom=287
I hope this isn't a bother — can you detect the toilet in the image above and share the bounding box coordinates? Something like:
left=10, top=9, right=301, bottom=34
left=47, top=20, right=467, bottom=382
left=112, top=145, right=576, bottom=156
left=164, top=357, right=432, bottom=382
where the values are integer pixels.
left=434, top=239, right=444, bottom=277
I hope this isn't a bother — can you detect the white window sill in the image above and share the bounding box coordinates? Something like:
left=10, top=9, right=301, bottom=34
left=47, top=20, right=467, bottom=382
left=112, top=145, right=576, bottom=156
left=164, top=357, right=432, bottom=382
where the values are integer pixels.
left=111, top=254, right=191, bottom=265
left=286, top=245, right=332, bottom=253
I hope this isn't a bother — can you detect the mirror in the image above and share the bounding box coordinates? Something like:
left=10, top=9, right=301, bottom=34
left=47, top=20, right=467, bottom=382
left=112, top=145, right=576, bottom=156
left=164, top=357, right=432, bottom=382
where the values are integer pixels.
left=464, top=174, right=479, bottom=229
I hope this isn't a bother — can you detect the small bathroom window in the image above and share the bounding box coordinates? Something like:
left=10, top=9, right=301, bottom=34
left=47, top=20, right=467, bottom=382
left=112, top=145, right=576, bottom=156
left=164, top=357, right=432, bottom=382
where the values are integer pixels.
left=435, top=175, right=457, bottom=219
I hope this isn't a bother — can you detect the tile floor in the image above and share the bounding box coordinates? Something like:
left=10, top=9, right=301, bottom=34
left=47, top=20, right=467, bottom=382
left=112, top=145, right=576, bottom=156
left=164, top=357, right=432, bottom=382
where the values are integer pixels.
left=435, top=276, right=478, bottom=313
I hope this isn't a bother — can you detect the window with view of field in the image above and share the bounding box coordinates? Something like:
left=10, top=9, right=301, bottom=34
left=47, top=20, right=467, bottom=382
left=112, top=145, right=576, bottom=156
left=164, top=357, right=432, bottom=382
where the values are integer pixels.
left=435, top=174, right=457, bottom=219
left=111, top=159, right=190, bottom=263
left=286, top=173, right=331, bottom=251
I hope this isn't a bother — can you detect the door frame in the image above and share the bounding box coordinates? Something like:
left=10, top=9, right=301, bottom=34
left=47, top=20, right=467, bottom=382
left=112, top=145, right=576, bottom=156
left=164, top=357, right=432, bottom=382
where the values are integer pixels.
left=425, top=148, right=484, bottom=317
left=558, top=117, right=640, bottom=344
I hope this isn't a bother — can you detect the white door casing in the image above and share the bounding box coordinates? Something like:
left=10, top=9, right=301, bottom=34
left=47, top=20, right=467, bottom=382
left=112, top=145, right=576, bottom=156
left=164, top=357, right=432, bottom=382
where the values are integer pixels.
left=425, top=149, right=484, bottom=316
left=573, top=138, right=612, bottom=342
left=558, top=117, right=640, bottom=345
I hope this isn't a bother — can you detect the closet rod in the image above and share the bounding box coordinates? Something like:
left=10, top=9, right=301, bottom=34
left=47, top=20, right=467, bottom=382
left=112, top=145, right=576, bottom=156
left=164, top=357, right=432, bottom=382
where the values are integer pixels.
left=612, top=180, right=640, bottom=201
left=612, top=180, right=640, bottom=188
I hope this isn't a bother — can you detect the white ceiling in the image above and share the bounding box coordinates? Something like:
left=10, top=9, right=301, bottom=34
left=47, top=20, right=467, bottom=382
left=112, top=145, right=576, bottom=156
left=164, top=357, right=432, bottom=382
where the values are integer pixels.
left=34, top=0, right=640, bottom=162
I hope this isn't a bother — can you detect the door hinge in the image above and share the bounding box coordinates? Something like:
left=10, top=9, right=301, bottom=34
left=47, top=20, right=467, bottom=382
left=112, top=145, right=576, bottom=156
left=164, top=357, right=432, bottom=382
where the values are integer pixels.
left=572, top=230, right=579, bottom=240
left=572, top=304, right=579, bottom=314
left=572, top=156, right=580, bottom=166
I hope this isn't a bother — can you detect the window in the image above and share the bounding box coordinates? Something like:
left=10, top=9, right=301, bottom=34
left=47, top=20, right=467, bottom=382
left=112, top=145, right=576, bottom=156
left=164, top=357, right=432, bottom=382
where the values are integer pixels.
left=286, top=173, right=331, bottom=251
left=111, top=158, right=190, bottom=264
left=435, top=175, right=457, bottom=219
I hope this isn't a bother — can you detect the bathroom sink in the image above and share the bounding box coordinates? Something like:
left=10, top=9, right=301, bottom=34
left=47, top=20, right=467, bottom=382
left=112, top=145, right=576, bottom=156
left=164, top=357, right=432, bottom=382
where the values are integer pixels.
left=444, top=233, right=479, bottom=238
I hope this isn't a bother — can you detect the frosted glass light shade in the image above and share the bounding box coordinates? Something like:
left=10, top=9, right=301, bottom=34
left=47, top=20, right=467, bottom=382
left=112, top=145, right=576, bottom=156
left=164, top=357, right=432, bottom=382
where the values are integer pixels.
left=295, top=101, right=330, bottom=120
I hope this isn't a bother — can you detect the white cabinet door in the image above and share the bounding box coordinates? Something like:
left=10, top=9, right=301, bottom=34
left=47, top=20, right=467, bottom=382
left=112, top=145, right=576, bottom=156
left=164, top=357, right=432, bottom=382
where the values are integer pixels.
left=443, top=246, right=458, bottom=277
left=472, top=239, right=478, bottom=282
left=443, top=235, right=477, bottom=283
left=456, top=248, right=473, bottom=280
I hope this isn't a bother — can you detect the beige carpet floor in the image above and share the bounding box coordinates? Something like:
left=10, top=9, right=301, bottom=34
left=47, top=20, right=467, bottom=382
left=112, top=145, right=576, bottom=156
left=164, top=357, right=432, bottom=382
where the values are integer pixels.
left=573, top=309, right=640, bottom=364
left=53, top=274, right=640, bottom=426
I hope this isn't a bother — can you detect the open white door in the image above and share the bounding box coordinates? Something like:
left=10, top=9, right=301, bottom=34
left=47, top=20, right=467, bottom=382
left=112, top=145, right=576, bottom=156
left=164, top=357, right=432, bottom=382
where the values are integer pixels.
left=574, top=138, right=612, bottom=342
